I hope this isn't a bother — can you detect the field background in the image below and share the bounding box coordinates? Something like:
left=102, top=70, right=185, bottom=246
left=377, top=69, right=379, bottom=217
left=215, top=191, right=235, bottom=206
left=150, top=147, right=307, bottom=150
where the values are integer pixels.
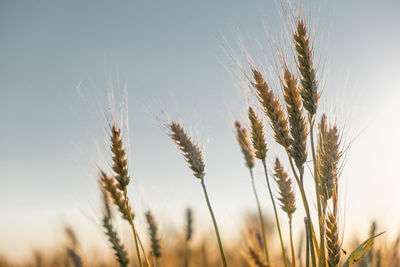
left=0, top=0, right=399, bottom=265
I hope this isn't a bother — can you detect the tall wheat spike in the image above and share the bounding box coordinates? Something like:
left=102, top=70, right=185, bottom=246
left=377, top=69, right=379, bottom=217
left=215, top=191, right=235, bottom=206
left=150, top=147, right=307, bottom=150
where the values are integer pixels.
left=109, top=123, right=147, bottom=267
left=293, top=20, right=318, bottom=117
left=168, top=121, right=227, bottom=267
left=169, top=122, right=205, bottom=179
left=293, top=18, right=322, bottom=267
left=282, top=67, right=308, bottom=172
left=251, top=65, right=317, bottom=266
left=251, top=69, right=291, bottom=149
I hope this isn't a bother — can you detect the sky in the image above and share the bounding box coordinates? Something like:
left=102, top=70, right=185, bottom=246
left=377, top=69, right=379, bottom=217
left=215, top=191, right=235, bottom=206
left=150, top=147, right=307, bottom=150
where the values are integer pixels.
left=1, top=0, right=400, bottom=261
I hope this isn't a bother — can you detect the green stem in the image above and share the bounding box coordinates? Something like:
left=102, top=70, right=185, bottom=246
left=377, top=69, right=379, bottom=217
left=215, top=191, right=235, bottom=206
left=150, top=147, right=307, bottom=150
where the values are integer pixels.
left=137, top=232, right=151, bottom=267
left=287, top=156, right=317, bottom=267
left=262, top=159, right=288, bottom=267
left=310, top=119, right=326, bottom=267
left=305, top=218, right=310, bottom=267
left=249, top=168, right=270, bottom=265
left=200, top=179, right=227, bottom=267
left=289, top=218, right=296, bottom=267
left=123, top=190, right=144, bottom=267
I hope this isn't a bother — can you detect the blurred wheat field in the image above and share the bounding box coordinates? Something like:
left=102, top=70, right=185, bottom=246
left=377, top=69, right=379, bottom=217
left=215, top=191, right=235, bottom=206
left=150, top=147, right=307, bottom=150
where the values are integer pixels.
left=1, top=1, right=400, bottom=267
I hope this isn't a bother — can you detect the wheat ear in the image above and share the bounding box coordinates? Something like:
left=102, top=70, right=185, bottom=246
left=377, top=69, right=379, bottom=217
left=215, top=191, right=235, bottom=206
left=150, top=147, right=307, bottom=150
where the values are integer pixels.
left=234, top=121, right=255, bottom=169
left=293, top=19, right=318, bottom=117
left=325, top=212, right=340, bottom=267
left=109, top=124, right=147, bottom=267
left=252, top=69, right=291, bottom=149
left=282, top=67, right=308, bottom=172
left=248, top=107, right=268, bottom=160
left=100, top=185, right=130, bottom=267
left=110, top=125, right=130, bottom=190
left=145, top=211, right=161, bottom=267
left=273, top=158, right=296, bottom=218
left=274, top=158, right=296, bottom=267
left=169, top=122, right=205, bottom=179
left=317, top=115, right=341, bottom=208
left=100, top=170, right=133, bottom=221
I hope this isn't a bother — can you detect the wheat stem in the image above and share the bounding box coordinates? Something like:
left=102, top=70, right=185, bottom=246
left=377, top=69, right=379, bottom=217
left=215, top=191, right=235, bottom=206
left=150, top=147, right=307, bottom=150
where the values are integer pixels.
left=261, top=159, right=288, bottom=267
left=287, top=155, right=317, bottom=267
left=309, top=120, right=326, bottom=267
left=200, top=179, right=227, bottom=267
left=305, top=218, right=310, bottom=267
left=123, top=189, right=144, bottom=267
left=290, top=218, right=296, bottom=267
left=249, top=168, right=270, bottom=265
left=184, top=208, right=193, bottom=267
left=311, top=125, right=325, bottom=266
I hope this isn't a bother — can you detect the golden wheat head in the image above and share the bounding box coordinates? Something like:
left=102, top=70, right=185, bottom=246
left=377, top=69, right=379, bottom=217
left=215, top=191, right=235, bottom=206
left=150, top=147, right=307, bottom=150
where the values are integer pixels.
left=169, top=122, right=205, bottom=179
left=234, top=121, right=255, bottom=169
left=251, top=69, right=291, bottom=149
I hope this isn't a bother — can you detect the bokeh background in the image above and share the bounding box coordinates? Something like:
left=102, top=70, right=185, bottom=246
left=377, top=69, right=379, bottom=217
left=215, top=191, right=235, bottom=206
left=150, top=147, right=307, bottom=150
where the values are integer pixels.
left=1, top=0, right=399, bottom=261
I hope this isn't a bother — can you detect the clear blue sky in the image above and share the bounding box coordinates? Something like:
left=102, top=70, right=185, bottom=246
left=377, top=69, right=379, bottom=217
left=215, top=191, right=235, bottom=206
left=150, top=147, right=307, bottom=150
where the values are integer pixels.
left=1, top=0, right=400, bottom=260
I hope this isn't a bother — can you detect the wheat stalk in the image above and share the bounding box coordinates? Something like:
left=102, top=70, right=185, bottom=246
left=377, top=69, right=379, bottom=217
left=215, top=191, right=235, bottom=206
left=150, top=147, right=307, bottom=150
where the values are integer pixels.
left=234, top=120, right=270, bottom=265
left=293, top=18, right=322, bottom=267
left=184, top=208, right=193, bottom=267
left=168, top=121, right=227, bottom=267
left=109, top=123, right=148, bottom=267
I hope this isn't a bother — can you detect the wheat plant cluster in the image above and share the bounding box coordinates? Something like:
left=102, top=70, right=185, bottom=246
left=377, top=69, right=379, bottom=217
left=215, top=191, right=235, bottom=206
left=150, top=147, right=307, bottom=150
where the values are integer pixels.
left=3, top=14, right=400, bottom=267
